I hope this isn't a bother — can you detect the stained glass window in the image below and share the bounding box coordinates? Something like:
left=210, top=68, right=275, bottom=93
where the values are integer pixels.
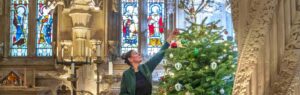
left=121, top=0, right=139, bottom=54
left=10, top=0, right=29, bottom=56
left=36, top=0, right=54, bottom=56
left=147, top=0, right=164, bottom=56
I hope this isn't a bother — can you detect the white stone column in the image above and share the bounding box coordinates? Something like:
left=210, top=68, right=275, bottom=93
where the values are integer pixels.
left=66, top=0, right=100, bottom=94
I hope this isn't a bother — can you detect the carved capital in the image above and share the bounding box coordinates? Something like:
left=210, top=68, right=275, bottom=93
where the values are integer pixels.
left=69, top=13, right=92, bottom=27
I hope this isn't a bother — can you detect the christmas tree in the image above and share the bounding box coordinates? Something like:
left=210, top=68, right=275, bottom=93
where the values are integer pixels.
left=157, top=0, right=237, bottom=95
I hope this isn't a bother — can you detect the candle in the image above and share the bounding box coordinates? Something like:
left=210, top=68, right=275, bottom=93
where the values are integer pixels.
left=56, top=47, right=58, bottom=58
left=71, top=47, right=73, bottom=57
left=96, top=44, right=101, bottom=57
left=89, top=48, right=92, bottom=57
left=71, top=63, right=75, bottom=74
left=62, top=48, right=64, bottom=58
left=85, top=47, right=88, bottom=57
left=108, top=61, right=113, bottom=75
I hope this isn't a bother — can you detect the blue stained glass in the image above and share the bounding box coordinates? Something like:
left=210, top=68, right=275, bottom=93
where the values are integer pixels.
left=10, top=0, right=29, bottom=56
left=36, top=0, right=54, bottom=56
left=121, top=0, right=139, bottom=54
left=147, top=0, right=164, bottom=56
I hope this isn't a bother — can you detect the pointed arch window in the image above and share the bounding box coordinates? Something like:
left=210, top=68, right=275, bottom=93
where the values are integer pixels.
left=36, top=0, right=54, bottom=56
left=147, top=0, right=164, bottom=56
left=10, top=0, right=29, bottom=56
left=121, top=0, right=166, bottom=56
left=121, top=0, right=139, bottom=54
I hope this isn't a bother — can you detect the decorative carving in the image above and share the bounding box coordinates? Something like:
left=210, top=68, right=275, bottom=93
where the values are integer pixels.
left=69, top=13, right=92, bottom=27
left=63, top=0, right=72, bottom=8
left=73, top=0, right=92, bottom=5
left=271, top=10, right=300, bottom=95
left=108, top=41, right=118, bottom=60
left=0, top=71, right=24, bottom=86
left=232, top=0, right=278, bottom=95
left=112, top=0, right=119, bottom=12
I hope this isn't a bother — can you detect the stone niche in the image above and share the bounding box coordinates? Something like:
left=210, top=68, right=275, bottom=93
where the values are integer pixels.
left=0, top=71, right=24, bottom=86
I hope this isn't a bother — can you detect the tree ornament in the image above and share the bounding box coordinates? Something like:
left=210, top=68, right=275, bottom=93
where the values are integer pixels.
left=227, top=36, right=233, bottom=41
left=224, top=43, right=229, bottom=46
left=224, top=30, right=228, bottom=35
left=220, top=88, right=225, bottom=94
left=175, top=62, right=182, bottom=70
left=175, top=82, right=183, bottom=91
left=223, top=49, right=227, bottom=53
left=171, top=41, right=178, bottom=48
left=193, top=48, right=199, bottom=57
left=205, top=66, right=209, bottom=70
left=169, top=72, right=175, bottom=77
left=210, top=62, right=217, bottom=70
left=231, top=64, right=235, bottom=68
left=181, top=39, right=188, bottom=44
left=192, top=40, right=196, bottom=43
left=169, top=53, right=174, bottom=58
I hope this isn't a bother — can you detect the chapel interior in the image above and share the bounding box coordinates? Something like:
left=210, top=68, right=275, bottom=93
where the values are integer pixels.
left=0, top=0, right=299, bottom=95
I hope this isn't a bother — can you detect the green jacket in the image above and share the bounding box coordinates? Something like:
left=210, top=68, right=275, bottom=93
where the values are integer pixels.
left=120, top=42, right=170, bottom=95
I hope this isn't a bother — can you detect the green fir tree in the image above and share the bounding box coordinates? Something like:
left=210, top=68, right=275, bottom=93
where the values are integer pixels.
left=157, top=0, right=237, bottom=95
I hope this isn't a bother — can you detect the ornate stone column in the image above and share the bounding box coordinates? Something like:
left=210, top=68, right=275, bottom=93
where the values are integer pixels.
left=59, top=0, right=103, bottom=94
left=231, top=0, right=278, bottom=95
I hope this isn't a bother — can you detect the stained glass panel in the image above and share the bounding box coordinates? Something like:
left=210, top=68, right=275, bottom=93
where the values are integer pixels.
left=147, top=0, right=164, bottom=56
left=121, top=0, right=139, bottom=54
left=36, top=0, right=54, bottom=56
left=10, top=0, right=29, bottom=56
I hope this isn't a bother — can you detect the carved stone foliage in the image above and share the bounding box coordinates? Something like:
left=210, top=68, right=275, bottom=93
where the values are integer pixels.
left=271, top=12, right=300, bottom=95
left=231, top=0, right=278, bottom=95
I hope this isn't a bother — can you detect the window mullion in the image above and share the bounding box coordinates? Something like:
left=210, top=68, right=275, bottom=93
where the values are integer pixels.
left=138, top=0, right=148, bottom=58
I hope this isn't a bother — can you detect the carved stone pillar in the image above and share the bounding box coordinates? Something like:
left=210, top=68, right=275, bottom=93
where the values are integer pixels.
left=231, top=0, right=278, bottom=95
left=69, top=12, right=92, bottom=62
left=60, top=0, right=103, bottom=94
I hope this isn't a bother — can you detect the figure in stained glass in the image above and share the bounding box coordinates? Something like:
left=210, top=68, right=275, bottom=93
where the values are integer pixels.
left=10, top=0, right=29, bottom=56
left=36, top=0, right=56, bottom=56
left=147, top=1, right=164, bottom=55
left=121, top=0, right=139, bottom=53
